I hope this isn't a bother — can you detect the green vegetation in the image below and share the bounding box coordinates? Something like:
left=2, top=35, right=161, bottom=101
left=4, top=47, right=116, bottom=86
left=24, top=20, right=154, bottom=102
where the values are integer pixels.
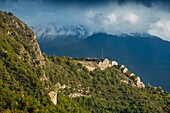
left=0, top=11, right=170, bottom=113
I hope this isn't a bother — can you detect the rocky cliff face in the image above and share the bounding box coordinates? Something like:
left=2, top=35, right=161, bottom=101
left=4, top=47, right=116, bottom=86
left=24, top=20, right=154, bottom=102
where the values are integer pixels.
left=0, top=11, right=44, bottom=68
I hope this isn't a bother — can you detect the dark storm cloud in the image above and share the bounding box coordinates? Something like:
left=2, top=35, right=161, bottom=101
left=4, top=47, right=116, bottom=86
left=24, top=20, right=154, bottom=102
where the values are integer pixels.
left=35, top=0, right=169, bottom=8
left=1, top=0, right=170, bottom=8
left=1, top=0, right=170, bottom=41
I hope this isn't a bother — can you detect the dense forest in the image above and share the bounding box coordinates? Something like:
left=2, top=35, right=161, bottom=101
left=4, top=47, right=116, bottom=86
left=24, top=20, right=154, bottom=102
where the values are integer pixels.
left=0, top=11, right=170, bottom=113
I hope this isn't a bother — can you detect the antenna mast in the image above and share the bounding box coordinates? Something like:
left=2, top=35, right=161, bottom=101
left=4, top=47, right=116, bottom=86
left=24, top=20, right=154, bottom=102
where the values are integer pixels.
left=101, top=47, right=103, bottom=59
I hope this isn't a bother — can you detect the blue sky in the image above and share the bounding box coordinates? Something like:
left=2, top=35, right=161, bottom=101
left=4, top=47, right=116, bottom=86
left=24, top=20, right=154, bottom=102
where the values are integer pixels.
left=1, top=0, right=170, bottom=41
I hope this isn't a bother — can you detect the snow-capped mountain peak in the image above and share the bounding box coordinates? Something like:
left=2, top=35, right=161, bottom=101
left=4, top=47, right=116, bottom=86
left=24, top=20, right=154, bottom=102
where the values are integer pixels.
left=32, top=23, right=91, bottom=40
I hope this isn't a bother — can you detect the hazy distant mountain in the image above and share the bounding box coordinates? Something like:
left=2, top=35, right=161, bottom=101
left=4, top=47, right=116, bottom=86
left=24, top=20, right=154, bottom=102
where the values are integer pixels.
left=38, top=32, right=170, bottom=92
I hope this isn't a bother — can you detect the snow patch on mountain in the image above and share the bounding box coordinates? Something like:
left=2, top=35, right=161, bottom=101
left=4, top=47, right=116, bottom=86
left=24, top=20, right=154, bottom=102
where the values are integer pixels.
left=117, top=32, right=159, bottom=39
left=31, top=23, right=91, bottom=40
left=30, top=23, right=159, bottom=41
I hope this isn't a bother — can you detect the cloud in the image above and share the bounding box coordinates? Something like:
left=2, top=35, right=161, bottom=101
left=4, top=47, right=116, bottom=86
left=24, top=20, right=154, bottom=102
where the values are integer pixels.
left=81, top=4, right=159, bottom=34
left=1, top=0, right=170, bottom=41
left=149, top=19, right=170, bottom=41
left=107, top=13, right=117, bottom=23
left=123, top=13, right=139, bottom=24
left=2, top=0, right=170, bottom=9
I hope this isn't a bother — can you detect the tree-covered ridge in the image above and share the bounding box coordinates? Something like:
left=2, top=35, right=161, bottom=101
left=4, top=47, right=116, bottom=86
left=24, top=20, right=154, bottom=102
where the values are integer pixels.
left=47, top=56, right=170, bottom=112
left=0, top=11, right=170, bottom=113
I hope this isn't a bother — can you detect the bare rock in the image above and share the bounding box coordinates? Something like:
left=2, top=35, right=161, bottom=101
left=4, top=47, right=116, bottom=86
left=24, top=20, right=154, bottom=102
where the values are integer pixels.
left=40, top=74, right=47, bottom=82
left=121, top=80, right=129, bottom=84
left=49, top=91, right=57, bottom=105
left=69, top=93, right=91, bottom=98
left=111, top=61, right=118, bottom=66
left=120, top=65, right=125, bottom=69
left=130, top=73, right=135, bottom=77
left=135, top=77, right=145, bottom=88
left=48, top=83, right=67, bottom=104
left=85, top=65, right=96, bottom=71
left=122, top=67, right=128, bottom=74
left=78, top=61, right=96, bottom=71
left=98, top=59, right=112, bottom=70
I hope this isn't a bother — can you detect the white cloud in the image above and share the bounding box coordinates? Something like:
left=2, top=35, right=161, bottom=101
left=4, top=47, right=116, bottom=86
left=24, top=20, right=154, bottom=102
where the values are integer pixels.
left=107, top=13, right=117, bottom=24
left=123, top=13, right=139, bottom=24
left=82, top=4, right=158, bottom=34
left=1, top=1, right=170, bottom=41
left=148, top=19, right=170, bottom=41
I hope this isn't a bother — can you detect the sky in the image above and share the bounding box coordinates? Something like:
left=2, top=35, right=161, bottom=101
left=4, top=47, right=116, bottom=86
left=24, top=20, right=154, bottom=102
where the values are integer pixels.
left=1, top=0, right=170, bottom=41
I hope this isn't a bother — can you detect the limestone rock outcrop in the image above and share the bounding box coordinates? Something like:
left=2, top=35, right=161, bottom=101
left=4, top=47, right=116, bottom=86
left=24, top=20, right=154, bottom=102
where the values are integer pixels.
left=98, top=59, right=118, bottom=70
left=135, top=77, right=145, bottom=88
left=69, top=93, right=91, bottom=98
left=98, top=59, right=112, bottom=70
left=49, top=91, right=57, bottom=105
left=76, top=58, right=145, bottom=88
left=48, top=83, right=67, bottom=105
